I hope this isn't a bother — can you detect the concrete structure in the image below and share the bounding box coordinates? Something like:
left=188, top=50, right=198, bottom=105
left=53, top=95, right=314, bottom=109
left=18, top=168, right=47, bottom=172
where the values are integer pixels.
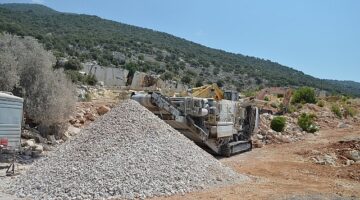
left=0, top=92, right=23, bottom=150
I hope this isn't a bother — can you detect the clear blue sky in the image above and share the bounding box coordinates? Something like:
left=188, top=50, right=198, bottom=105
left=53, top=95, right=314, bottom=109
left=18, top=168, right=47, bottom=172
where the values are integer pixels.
left=2, top=0, right=360, bottom=82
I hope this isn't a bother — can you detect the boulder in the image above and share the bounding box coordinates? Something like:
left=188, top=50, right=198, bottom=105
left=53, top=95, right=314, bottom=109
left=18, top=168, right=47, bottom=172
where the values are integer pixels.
left=22, top=147, right=32, bottom=156
left=345, top=150, right=360, bottom=161
left=79, top=118, right=86, bottom=124
left=24, top=139, right=36, bottom=148
left=47, top=135, right=56, bottom=144
left=337, top=122, right=349, bottom=129
left=69, top=116, right=77, bottom=125
left=21, top=130, right=47, bottom=143
left=75, top=113, right=84, bottom=119
left=296, top=132, right=303, bottom=137
left=256, top=134, right=264, bottom=140
left=97, top=105, right=111, bottom=115
left=33, top=144, right=44, bottom=153
left=346, top=159, right=355, bottom=166
left=61, top=132, right=70, bottom=141
left=74, top=124, right=82, bottom=128
left=279, top=136, right=291, bottom=143
left=252, top=140, right=264, bottom=148
left=32, top=144, right=44, bottom=157
left=315, top=154, right=336, bottom=166
left=67, top=126, right=81, bottom=135
left=324, top=154, right=337, bottom=166
left=84, top=113, right=95, bottom=121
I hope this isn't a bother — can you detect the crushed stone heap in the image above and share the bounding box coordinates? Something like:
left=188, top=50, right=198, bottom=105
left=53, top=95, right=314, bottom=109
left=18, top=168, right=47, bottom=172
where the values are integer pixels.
left=8, top=100, right=247, bottom=200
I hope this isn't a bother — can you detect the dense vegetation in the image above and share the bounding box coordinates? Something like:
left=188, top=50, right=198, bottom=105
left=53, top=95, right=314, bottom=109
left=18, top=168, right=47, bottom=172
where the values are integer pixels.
left=1, top=3, right=359, bottom=96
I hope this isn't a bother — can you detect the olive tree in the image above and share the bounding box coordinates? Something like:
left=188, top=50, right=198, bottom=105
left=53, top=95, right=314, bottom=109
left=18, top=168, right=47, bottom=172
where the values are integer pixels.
left=0, top=33, right=76, bottom=135
left=0, top=34, right=21, bottom=91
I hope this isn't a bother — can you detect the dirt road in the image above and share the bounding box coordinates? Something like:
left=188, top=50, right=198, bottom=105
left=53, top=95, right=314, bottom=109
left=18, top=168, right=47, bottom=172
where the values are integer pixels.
left=1, top=125, right=359, bottom=200
left=156, top=127, right=360, bottom=200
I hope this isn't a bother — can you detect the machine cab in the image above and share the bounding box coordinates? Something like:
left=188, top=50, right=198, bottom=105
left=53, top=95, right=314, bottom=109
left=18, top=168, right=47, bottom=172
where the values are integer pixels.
left=223, top=90, right=239, bottom=101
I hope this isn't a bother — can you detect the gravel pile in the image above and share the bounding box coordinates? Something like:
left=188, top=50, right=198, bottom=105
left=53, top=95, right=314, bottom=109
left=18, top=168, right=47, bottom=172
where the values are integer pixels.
left=7, top=100, right=247, bottom=200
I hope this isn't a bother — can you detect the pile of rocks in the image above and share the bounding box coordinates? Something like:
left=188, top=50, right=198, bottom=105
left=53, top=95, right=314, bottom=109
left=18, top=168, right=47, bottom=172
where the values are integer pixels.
left=253, top=104, right=359, bottom=148
left=69, top=103, right=111, bottom=128
left=20, top=139, right=44, bottom=158
left=253, top=113, right=306, bottom=147
left=69, top=106, right=95, bottom=128
left=308, top=139, right=360, bottom=167
left=7, top=100, right=246, bottom=199
left=300, top=103, right=359, bottom=129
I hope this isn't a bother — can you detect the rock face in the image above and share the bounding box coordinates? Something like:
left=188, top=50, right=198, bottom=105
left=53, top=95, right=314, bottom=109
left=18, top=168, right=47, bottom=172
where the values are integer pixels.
left=83, top=62, right=129, bottom=86
left=8, top=100, right=246, bottom=200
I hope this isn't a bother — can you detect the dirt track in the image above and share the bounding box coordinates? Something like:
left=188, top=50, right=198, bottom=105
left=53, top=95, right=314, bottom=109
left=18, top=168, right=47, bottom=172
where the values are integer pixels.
left=156, top=127, right=360, bottom=200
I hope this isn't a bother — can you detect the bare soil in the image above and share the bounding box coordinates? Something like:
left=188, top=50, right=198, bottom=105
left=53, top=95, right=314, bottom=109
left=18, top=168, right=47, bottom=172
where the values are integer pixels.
left=155, top=126, right=360, bottom=200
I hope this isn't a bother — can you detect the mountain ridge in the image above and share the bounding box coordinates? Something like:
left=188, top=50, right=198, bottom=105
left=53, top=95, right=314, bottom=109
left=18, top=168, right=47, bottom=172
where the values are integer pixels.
left=1, top=3, right=359, bottom=96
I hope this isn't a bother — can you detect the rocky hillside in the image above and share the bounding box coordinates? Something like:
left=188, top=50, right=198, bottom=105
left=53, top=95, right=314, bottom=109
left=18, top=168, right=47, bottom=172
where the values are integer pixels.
left=1, top=3, right=359, bottom=96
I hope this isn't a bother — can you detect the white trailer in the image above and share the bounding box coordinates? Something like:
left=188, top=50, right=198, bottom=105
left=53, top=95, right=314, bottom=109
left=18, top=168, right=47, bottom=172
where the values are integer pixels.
left=0, top=92, right=23, bottom=151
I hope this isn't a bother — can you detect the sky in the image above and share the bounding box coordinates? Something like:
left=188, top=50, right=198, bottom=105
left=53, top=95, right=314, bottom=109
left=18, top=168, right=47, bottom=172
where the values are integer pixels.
left=1, top=0, right=360, bottom=82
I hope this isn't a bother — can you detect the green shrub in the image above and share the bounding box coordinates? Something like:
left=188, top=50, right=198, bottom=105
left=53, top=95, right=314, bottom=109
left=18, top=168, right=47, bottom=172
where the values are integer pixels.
left=181, top=75, right=191, bottom=84
left=317, top=100, right=325, bottom=107
left=65, top=70, right=97, bottom=85
left=270, top=116, right=286, bottom=132
left=288, top=105, right=297, bottom=113
left=84, top=93, right=92, bottom=102
left=65, top=70, right=83, bottom=83
left=138, top=54, right=144, bottom=60
left=278, top=103, right=286, bottom=113
left=160, top=72, right=173, bottom=80
left=264, top=96, right=270, bottom=101
left=186, top=69, right=197, bottom=77
left=213, top=67, right=220, bottom=75
left=296, top=104, right=303, bottom=109
left=344, top=106, right=357, bottom=118
left=216, top=80, right=224, bottom=87
left=124, top=62, right=138, bottom=77
left=270, top=102, right=278, bottom=108
left=331, top=104, right=342, bottom=118
left=341, top=96, right=350, bottom=102
left=291, top=87, right=317, bottom=104
left=64, top=58, right=83, bottom=70
left=244, top=90, right=256, bottom=97
left=85, top=74, right=97, bottom=85
left=298, top=113, right=318, bottom=133
left=195, top=79, right=203, bottom=87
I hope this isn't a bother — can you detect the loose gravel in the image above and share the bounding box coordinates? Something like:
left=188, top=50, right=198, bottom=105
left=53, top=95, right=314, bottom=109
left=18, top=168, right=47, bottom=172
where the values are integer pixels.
left=6, top=100, right=247, bottom=200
